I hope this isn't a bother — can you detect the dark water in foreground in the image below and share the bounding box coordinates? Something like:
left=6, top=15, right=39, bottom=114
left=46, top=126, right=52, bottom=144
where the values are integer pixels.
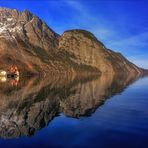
left=0, top=74, right=148, bottom=148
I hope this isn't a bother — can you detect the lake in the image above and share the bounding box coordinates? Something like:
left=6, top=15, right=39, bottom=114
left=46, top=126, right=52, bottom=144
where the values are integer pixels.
left=0, top=74, right=148, bottom=148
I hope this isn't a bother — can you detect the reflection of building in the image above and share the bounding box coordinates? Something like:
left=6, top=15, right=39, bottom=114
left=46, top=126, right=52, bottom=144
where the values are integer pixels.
left=0, top=76, right=7, bottom=83
left=0, top=68, right=19, bottom=85
left=0, top=66, right=19, bottom=78
left=0, top=70, right=7, bottom=83
left=10, top=76, right=19, bottom=86
left=0, top=70, right=7, bottom=76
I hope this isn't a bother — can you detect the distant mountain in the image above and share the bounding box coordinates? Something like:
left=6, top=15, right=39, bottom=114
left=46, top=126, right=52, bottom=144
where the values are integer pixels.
left=0, top=8, right=145, bottom=76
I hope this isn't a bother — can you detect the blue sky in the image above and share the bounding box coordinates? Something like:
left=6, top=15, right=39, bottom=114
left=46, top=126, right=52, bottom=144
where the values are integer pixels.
left=0, top=0, right=148, bottom=68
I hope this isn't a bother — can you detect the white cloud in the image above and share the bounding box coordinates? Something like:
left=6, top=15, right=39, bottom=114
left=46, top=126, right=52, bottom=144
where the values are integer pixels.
left=128, top=55, right=148, bottom=69
left=132, top=59, right=148, bottom=69
left=108, top=31, right=148, bottom=50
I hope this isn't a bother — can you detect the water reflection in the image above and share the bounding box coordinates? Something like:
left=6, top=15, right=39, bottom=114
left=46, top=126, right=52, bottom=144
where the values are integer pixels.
left=0, top=76, right=19, bottom=86
left=0, top=76, right=7, bottom=83
left=0, top=73, right=140, bottom=138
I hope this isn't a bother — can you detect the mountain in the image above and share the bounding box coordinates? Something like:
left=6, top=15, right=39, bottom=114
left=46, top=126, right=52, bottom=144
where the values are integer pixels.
left=0, top=8, right=145, bottom=76
left=59, top=30, right=143, bottom=76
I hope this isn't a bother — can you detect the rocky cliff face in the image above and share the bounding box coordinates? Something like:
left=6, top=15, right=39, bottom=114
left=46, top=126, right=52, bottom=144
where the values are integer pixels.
left=0, top=8, right=59, bottom=51
left=0, top=8, right=145, bottom=76
left=59, top=30, right=143, bottom=76
left=0, top=8, right=63, bottom=75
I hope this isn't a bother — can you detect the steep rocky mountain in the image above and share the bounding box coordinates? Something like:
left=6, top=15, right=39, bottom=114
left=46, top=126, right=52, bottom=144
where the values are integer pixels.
left=0, top=8, right=145, bottom=76
left=0, top=8, right=64, bottom=75
left=59, top=30, right=143, bottom=77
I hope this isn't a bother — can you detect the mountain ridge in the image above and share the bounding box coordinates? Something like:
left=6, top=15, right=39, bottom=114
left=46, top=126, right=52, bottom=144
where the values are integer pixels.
left=0, top=7, right=146, bottom=77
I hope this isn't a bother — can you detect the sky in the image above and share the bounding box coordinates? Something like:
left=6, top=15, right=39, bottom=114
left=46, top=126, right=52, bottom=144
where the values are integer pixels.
left=0, top=0, right=148, bottom=68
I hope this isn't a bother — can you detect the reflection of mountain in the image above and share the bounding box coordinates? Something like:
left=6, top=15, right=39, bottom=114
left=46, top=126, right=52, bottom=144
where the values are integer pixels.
left=0, top=73, right=140, bottom=138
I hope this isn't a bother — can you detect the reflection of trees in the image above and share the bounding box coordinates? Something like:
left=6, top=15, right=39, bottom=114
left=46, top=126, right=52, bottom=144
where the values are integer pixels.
left=0, top=73, right=140, bottom=138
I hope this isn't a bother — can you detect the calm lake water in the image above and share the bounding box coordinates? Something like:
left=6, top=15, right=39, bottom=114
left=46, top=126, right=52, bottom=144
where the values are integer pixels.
left=0, top=74, right=148, bottom=148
